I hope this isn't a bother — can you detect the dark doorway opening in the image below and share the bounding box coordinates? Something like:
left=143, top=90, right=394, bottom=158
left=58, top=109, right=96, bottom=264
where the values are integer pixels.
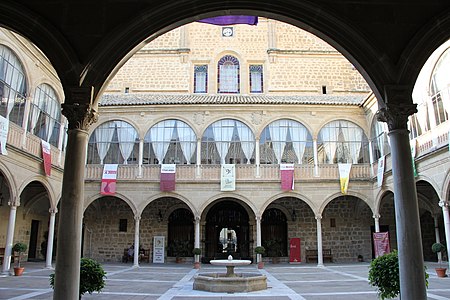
left=262, top=208, right=288, bottom=257
left=28, top=220, right=40, bottom=261
left=203, top=200, right=251, bottom=263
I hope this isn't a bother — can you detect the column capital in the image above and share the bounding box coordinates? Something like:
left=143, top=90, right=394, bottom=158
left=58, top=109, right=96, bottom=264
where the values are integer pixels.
left=376, top=102, right=417, bottom=131
left=255, top=216, right=261, bottom=222
left=134, top=215, right=141, bottom=221
left=315, top=214, right=322, bottom=221
left=373, top=214, right=381, bottom=219
left=439, top=200, right=449, bottom=208
left=195, top=216, right=200, bottom=222
left=49, top=207, right=58, bottom=214
left=8, top=196, right=20, bottom=207
left=62, top=103, right=98, bottom=131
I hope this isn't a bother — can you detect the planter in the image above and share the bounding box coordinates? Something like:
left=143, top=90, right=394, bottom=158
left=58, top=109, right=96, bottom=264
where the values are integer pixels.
left=271, top=257, right=280, bottom=264
left=194, top=261, right=201, bottom=269
left=14, top=267, right=24, bottom=276
left=176, top=257, right=185, bottom=264
left=258, top=261, right=264, bottom=269
left=435, top=268, right=447, bottom=278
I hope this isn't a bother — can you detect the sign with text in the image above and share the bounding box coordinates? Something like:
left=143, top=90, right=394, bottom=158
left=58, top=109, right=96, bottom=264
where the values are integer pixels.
left=289, top=238, right=301, bottom=263
left=221, top=164, right=235, bottom=191
left=160, top=164, right=176, bottom=191
left=41, top=140, right=51, bottom=176
left=153, top=236, right=165, bottom=263
left=0, top=115, right=9, bottom=155
left=101, top=164, right=118, bottom=195
left=281, top=163, right=295, bottom=191
left=373, top=232, right=391, bottom=258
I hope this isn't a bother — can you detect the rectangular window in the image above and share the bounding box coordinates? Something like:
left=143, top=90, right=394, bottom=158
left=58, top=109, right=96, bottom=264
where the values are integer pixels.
left=249, top=65, right=263, bottom=93
left=119, top=219, right=128, bottom=232
left=432, top=93, right=449, bottom=125
left=194, top=65, right=208, bottom=93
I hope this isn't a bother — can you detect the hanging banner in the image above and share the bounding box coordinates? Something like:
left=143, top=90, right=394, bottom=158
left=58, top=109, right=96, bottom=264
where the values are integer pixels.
left=377, top=156, right=386, bottom=188
left=280, top=163, right=295, bottom=191
left=153, top=236, right=165, bottom=263
left=198, top=16, right=258, bottom=26
left=289, top=238, right=301, bottom=263
left=101, top=164, right=118, bottom=195
left=41, top=140, right=51, bottom=176
left=160, top=164, right=176, bottom=191
left=0, top=115, right=9, bottom=155
left=373, top=232, right=391, bottom=258
left=221, top=164, right=235, bottom=191
left=410, top=140, right=417, bottom=177
left=338, top=163, right=352, bottom=194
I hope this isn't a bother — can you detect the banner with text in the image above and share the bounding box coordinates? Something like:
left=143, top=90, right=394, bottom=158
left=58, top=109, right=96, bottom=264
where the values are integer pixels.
left=101, top=164, right=118, bottom=195
left=160, top=164, right=176, bottom=191
left=338, top=163, right=352, bottom=194
left=373, top=232, right=391, bottom=258
left=377, top=156, right=386, bottom=187
left=41, top=140, right=51, bottom=176
left=153, top=236, right=165, bottom=263
left=281, top=163, right=295, bottom=191
left=221, top=164, right=235, bottom=191
left=0, top=115, right=8, bottom=155
left=289, top=238, right=301, bottom=263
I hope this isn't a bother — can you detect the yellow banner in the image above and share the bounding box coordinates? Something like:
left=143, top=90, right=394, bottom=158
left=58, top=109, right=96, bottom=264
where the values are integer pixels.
left=338, top=163, right=352, bottom=194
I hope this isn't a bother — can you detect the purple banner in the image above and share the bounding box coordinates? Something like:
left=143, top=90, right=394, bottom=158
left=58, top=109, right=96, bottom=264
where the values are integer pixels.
left=198, top=16, right=258, bottom=26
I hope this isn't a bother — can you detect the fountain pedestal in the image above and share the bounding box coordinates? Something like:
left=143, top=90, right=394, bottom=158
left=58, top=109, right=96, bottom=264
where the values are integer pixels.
left=193, top=255, right=267, bottom=293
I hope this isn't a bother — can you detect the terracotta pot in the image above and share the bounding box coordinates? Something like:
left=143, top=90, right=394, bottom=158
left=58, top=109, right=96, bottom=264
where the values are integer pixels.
left=14, top=267, right=24, bottom=276
left=435, top=268, right=447, bottom=277
left=258, top=261, right=264, bottom=269
left=176, top=257, right=185, bottom=263
left=194, top=262, right=201, bottom=269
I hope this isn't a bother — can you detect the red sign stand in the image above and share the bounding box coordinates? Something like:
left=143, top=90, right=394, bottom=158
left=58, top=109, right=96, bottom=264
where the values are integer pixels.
left=289, top=238, right=301, bottom=263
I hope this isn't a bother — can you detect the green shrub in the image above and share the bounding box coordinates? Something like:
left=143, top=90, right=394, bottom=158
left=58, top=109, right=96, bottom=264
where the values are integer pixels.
left=192, top=247, right=201, bottom=255
left=12, top=242, right=27, bottom=268
left=368, top=250, right=428, bottom=299
left=50, top=258, right=106, bottom=299
left=255, top=246, right=265, bottom=255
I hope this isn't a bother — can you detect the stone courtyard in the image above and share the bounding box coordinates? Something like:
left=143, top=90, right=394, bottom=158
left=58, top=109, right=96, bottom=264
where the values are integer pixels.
left=1, top=261, right=450, bottom=299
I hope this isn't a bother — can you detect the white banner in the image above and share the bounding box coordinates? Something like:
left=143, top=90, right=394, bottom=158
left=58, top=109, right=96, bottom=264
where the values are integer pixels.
left=338, top=163, right=352, bottom=194
left=221, top=164, right=235, bottom=191
left=0, top=115, right=8, bottom=155
left=153, top=236, right=165, bottom=263
left=377, top=156, right=386, bottom=187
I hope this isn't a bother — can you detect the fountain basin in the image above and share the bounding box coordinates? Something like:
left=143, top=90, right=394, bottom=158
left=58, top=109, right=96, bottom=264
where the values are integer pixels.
left=193, top=272, right=267, bottom=293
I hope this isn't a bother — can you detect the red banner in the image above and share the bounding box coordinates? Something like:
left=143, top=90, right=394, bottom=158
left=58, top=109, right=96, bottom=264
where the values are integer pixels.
left=101, top=164, right=118, bottom=195
left=289, top=238, right=301, bottom=263
left=41, top=140, right=51, bottom=176
left=281, top=164, right=294, bottom=191
left=373, top=232, right=391, bottom=258
left=160, top=164, right=176, bottom=191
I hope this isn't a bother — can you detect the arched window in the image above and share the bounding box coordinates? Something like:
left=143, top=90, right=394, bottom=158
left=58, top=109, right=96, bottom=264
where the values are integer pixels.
left=28, top=84, right=62, bottom=147
left=201, top=119, right=255, bottom=164
left=0, top=45, right=27, bottom=126
left=260, top=119, right=313, bottom=164
left=429, top=48, right=450, bottom=126
left=87, top=120, right=139, bottom=164
left=144, top=119, right=196, bottom=165
left=371, top=121, right=390, bottom=161
left=318, top=120, right=369, bottom=164
left=218, top=55, right=239, bottom=93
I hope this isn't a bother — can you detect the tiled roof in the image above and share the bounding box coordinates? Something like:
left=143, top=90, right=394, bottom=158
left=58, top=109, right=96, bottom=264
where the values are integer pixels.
left=99, top=93, right=367, bottom=106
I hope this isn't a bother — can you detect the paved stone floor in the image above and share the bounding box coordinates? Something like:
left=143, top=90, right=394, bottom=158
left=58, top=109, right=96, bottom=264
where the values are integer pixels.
left=1, top=261, right=450, bottom=299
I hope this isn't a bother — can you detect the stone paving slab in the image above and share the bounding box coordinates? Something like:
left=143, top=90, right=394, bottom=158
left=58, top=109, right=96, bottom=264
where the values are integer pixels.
left=1, top=261, right=450, bottom=299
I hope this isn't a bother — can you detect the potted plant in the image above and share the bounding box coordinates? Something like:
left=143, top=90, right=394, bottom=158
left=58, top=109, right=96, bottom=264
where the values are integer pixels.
left=50, top=257, right=106, bottom=299
left=12, top=242, right=27, bottom=276
left=357, top=254, right=363, bottom=262
left=368, top=250, right=429, bottom=299
left=192, top=247, right=201, bottom=269
left=264, top=239, right=283, bottom=264
left=170, top=240, right=191, bottom=263
left=432, top=242, right=447, bottom=277
left=255, top=246, right=265, bottom=269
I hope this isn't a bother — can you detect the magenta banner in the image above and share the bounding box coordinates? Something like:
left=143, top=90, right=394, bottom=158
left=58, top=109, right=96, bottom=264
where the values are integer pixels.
left=281, top=164, right=295, bottom=191
left=198, top=16, right=258, bottom=26
left=373, top=232, right=391, bottom=258
left=160, top=164, right=176, bottom=191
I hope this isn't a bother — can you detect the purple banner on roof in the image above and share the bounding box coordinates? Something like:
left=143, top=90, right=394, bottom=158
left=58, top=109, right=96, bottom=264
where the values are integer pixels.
left=198, top=16, right=258, bottom=26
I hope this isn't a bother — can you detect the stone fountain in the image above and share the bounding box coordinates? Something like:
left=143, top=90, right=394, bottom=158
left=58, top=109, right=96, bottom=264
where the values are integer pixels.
left=193, top=255, right=267, bottom=293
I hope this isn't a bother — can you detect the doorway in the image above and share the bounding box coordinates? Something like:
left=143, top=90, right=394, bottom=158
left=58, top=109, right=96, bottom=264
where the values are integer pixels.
left=28, top=220, right=40, bottom=260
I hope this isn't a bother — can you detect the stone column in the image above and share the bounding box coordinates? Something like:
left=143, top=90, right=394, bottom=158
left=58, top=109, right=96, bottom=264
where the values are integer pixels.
left=2, top=198, right=18, bottom=273
left=373, top=214, right=380, bottom=233
left=256, top=216, right=262, bottom=263
left=316, top=214, right=323, bottom=267
left=439, top=201, right=450, bottom=270
left=313, top=139, right=319, bottom=176
left=134, top=215, right=141, bottom=267
left=53, top=89, right=98, bottom=300
left=433, top=214, right=442, bottom=263
left=194, top=216, right=200, bottom=264
left=376, top=93, right=426, bottom=300
left=46, top=208, right=58, bottom=269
